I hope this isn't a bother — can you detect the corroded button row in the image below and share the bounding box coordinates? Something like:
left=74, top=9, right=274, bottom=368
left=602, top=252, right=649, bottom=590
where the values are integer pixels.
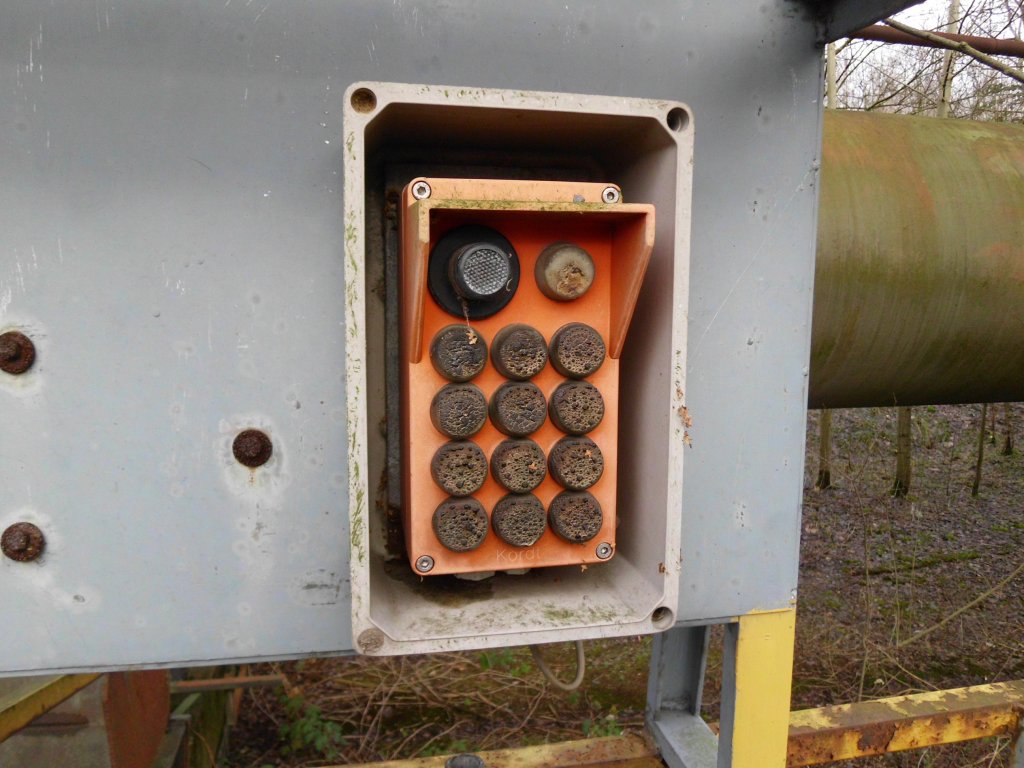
left=432, top=381, right=604, bottom=439
left=431, top=436, right=604, bottom=497
left=430, top=322, right=605, bottom=383
left=432, top=491, right=603, bottom=552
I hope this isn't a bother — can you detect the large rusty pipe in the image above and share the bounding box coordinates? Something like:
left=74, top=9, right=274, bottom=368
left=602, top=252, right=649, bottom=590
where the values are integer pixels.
left=811, top=110, right=1024, bottom=408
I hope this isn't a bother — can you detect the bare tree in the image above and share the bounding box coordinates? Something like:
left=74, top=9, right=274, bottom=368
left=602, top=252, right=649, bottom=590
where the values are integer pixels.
left=1002, top=403, right=1014, bottom=456
left=973, top=403, right=988, bottom=496
left=892, top=407, right=912, bottom=497
left=835, top=1, right=1024, bottom=121
left=815, top=43, right=839, bottom=492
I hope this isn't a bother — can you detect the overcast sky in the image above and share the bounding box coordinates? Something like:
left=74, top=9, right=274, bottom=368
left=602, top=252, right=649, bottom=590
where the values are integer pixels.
left=893, top=0, right=960, bottom=27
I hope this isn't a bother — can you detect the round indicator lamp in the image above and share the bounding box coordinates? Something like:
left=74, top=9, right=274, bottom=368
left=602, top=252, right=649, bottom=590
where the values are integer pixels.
left=449, top=243, right=513, bottom=301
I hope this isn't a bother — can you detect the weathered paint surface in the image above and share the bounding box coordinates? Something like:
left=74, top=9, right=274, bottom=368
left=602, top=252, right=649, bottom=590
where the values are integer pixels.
left=788, top=680, right=1024, bottom=766
left=812, top=110, right=1024, bottom=408
left=718, top=609, right=798, bottom=768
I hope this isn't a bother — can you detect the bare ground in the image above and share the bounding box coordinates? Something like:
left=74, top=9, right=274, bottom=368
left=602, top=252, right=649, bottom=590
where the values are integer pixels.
left=227, top=404, right=1024, bottom=767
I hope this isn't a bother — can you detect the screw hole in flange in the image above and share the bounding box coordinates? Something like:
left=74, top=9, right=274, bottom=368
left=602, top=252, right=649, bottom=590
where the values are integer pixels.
left=350, top=87, right=377, bottom=114
left=666, top=107, right=689, bottom=133
left=651, top=606, right=675, bottom=629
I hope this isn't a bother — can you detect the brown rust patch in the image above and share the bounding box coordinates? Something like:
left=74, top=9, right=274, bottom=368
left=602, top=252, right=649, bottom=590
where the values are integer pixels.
left=855, top=721, right=896, bottom=753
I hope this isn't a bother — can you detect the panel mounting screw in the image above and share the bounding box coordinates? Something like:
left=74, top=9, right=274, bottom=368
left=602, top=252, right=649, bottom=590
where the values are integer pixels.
left=232, top=429, right=273, bottom=468
left=2, top=522, right=45, bottom=562
left=357, top=628, right=385, bottom=653
left=412, top=181, right=432, bottom=200
left=0, top=331, right=36, bottom=375
left=415, top=555, right=435, bottom=573
left=601, top=186, right=621, bottom=204
left=595, top=542, right=613, bottom=560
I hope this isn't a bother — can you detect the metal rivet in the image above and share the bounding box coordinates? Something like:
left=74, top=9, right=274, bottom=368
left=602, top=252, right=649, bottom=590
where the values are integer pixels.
left=2, top=522, right=45, bottom=562
left=595, top=542, right=613, bottom=560
left=0, top=331, right=36, bottom=375
left=412, top=180, right=432, bottom=200
left=232, top=429, right=273, bottom=468
left=601, top=186, right=621, bottom=204
left=415, top=555, right=435, bottom=573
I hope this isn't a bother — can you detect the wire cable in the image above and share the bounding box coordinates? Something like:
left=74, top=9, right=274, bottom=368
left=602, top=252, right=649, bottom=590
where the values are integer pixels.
left=529, top=640, right=586, bottom=691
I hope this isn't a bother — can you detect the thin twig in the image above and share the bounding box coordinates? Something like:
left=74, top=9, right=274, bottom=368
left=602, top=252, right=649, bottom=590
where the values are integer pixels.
left=897, top=557, right=1024, bottom=648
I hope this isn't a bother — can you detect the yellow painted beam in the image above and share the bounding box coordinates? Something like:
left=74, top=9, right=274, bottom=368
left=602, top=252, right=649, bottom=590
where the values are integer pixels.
left=0, top=674, right=101, bottom=742
left=787, top=680, right=1024, bottom=766
left=725, top=609, right=798, bottom=768
left=342, top=734, right=661, bottom=768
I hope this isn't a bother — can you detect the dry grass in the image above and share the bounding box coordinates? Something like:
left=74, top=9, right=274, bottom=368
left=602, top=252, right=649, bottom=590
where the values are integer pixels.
left=229, top=640, right=648, bottom=766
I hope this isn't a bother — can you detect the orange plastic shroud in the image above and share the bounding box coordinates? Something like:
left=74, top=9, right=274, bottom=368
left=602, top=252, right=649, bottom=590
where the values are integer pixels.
left=400, top=178, right=654, bottom=576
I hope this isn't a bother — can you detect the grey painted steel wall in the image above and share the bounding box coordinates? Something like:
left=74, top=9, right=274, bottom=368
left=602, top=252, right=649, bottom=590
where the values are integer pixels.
left=0, top=0, right=821, bottom=672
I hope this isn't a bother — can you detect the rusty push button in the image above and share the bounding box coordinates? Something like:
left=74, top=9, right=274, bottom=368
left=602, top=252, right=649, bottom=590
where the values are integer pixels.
left=489, top=382, right=546, bottom=437
left=535, top=242, right=595, bottom=301
left=491, top=439, right=546, bottom=493
left=491, top=324, right=547, bottom=380
left=431, top=441, right=488, bottom=497
left=492, top=494, right=547, bottom=547
left=431, top=384, right=488, bottom=438
left=430, top=324, right=487, bottom=382
left=549, top=322, right=605, bottom=379
left=549, top=491, right=603, bottom=543
left=549, top=381, right=605, bottom=435
left=549, top=436, right=604, bottom=491
left=432, top=497, right=489, bottom=552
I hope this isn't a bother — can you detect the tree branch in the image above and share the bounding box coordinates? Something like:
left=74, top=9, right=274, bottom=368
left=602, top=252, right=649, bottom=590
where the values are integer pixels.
left=883, top=17, right=1024, bottom=86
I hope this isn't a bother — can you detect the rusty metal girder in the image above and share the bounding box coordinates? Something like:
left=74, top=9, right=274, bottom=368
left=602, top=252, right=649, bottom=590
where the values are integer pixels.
left=168, top=673, right=287, bottom=695
left=343, top=734, right=662, bottom=768
left=788, top=680, right=1024, bottom=766
left=0, top=674, right=100, bottom=742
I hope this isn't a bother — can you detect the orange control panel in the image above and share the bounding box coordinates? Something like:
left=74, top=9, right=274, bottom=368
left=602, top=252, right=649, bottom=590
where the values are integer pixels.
left=400, top=178, right=654, bottom=576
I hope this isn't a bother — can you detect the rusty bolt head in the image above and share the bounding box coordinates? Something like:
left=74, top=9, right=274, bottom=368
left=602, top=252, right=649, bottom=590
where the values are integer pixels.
left=0, top=331, right=36, bottom=375
left=232, top=429, right=273, bottom=468
left=2, top=522, right=45, bottom=562
left=446, top=756, right=486, bottom=768
left=357, top=628, right=386, bottom=653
